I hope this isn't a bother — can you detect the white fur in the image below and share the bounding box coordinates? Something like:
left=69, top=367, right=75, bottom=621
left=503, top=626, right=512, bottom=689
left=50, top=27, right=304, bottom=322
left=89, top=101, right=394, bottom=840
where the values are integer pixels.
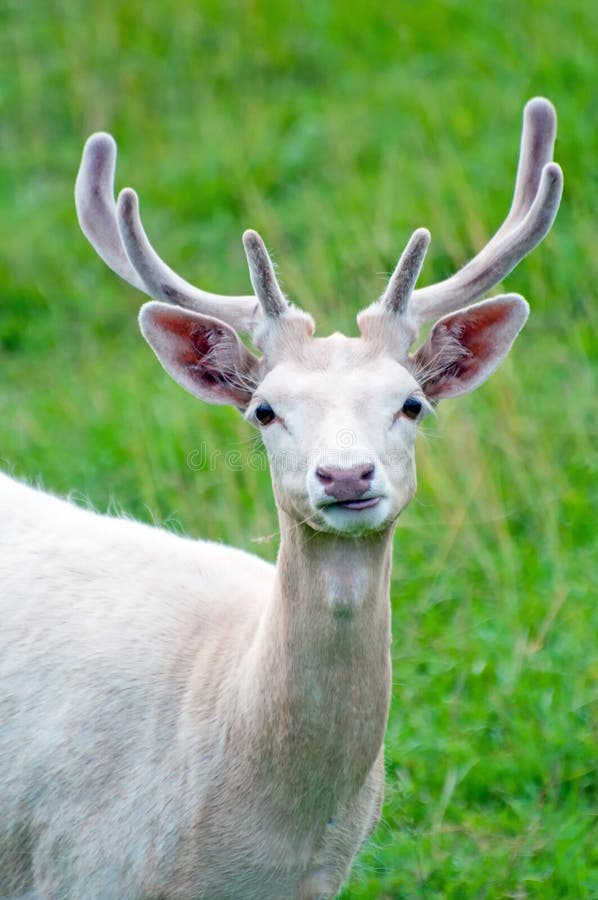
left=0, top=472, right=281, bottom=897
left=0, top=321, right=526, bottom=898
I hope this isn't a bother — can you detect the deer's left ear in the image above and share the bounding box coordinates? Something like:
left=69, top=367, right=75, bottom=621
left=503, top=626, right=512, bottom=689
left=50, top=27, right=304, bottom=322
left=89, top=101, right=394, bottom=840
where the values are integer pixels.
left=411, top=294, right=529, bottom=400
left=139, top=302, right=261, bottom=409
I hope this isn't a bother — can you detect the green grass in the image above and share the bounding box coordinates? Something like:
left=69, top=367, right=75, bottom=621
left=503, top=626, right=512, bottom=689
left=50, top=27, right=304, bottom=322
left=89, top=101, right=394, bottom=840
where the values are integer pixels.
left=1, top=1, right=596, bottom=896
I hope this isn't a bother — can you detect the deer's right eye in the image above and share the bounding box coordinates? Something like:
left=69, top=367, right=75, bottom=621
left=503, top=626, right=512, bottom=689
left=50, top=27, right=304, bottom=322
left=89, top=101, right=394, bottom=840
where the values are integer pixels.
left=255, top=403, right=276, bottom=426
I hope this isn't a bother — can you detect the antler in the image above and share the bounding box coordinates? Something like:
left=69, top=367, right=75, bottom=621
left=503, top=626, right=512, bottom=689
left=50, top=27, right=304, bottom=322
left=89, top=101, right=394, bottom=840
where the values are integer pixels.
left=241, top=229, right=314, bottom=357
left=75, top=132, right=260, bottom=333
left=242, top=229, right=289, bottom=318
left=358, top=97, right=563, bottom=347
left=77, top=99, right=561, bottom=359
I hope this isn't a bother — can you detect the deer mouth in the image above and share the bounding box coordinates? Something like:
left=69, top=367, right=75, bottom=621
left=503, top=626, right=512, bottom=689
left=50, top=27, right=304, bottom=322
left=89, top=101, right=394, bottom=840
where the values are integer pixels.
left=328, top=497, right=382, bottom=511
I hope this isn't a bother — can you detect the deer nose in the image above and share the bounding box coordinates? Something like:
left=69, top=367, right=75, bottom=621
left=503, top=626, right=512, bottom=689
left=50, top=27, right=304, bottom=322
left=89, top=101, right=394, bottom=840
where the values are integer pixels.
left=315, top=464, right=375, bottom=501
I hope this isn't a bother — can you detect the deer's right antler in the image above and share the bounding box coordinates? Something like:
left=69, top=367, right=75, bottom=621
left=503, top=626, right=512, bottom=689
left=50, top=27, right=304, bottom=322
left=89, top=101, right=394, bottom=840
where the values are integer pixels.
left=75, top=133, right=260, bottom=334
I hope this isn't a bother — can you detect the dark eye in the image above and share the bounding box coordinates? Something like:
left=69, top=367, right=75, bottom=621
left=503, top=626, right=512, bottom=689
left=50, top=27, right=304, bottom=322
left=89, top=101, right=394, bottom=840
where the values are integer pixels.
left=401, top=397, right=423, bottom=420
left=255, top=403, right=276, bottom=426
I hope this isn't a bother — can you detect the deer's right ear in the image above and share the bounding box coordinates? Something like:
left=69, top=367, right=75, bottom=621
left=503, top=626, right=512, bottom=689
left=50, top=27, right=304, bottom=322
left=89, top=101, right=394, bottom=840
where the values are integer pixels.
left=139, top=302, right=261, bottom=409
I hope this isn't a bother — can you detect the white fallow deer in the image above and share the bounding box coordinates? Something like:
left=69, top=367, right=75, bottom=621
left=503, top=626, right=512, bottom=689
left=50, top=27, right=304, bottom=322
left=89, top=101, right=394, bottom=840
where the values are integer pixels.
left=0, top=98, right=562, bottom=899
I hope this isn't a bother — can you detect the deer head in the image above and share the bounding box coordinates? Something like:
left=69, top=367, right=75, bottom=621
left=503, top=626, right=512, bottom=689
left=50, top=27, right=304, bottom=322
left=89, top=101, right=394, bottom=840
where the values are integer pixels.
left=75, top=98, right=562, bottom=536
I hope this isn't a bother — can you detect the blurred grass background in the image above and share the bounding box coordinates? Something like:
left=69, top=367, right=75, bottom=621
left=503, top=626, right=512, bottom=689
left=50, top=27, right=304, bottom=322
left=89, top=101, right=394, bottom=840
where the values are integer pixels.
left=0, top=1, right=596, bottom=897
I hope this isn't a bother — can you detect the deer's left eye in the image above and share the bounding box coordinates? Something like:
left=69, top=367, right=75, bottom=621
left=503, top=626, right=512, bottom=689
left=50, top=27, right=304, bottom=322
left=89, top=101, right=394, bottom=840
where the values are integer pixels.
left=401, top=397, right=423, bottom=420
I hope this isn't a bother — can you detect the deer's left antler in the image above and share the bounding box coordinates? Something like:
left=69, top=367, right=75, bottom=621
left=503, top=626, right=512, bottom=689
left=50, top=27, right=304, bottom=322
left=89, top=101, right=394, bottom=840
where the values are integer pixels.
left=358, top=97, right=563, bottom=353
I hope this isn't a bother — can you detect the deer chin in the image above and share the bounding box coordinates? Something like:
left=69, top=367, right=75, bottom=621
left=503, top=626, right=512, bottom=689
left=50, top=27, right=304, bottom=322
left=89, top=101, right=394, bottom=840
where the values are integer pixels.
left=311, top=495, right=394, bottom=536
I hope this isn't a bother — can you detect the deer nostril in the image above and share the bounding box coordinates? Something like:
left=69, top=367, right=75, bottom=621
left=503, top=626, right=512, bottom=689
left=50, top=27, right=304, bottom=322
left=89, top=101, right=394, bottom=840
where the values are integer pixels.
left=315, top=466, right=334, bottom=483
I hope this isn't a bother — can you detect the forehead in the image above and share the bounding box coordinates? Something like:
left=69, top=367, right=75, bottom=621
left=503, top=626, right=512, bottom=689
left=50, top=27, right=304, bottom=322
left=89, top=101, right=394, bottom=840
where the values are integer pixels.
left=258, top=333, right=419, bottom=402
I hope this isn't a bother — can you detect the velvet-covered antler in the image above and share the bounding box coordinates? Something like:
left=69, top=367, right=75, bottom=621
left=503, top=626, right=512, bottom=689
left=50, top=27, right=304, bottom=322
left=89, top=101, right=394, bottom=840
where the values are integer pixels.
left=358, top=98, right=562, bottom=352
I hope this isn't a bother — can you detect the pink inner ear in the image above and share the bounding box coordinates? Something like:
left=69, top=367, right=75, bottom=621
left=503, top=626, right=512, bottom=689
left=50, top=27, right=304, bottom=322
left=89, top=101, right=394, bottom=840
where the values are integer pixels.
left=151, top=307, right=223, bottom=355
left=153, top=309, right=231, bottom=379
left=452, top=302, right=515, bottom=361
left=413, top=295, right=529, bottom=401
left=140, top=303, right=260, bottom=408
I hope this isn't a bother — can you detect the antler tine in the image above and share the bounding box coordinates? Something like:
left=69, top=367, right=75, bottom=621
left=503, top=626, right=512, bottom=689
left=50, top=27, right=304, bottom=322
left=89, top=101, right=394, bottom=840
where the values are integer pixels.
left=381, top=228, right=431, bottom=315
left=409, top=97, right=563, bottom=325
left=242, top=230, right=289, bottom=318
left=498, top=96, right=558, bottom=232
left=76, top=133, right=260, bottom=333
left=75, top=133, right=146, bottom=291
left=117, top=189, right=259, bottom=332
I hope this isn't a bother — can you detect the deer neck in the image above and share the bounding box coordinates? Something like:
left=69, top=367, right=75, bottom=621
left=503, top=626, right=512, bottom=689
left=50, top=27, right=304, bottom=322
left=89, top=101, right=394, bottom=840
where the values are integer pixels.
left=274, top=508, right=393, bottom=651
left=240, top=511, right=394, bottom=820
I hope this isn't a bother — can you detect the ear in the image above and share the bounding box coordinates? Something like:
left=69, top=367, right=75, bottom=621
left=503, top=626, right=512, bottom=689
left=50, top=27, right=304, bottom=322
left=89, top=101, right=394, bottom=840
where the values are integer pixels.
left=411, top=294, right=529, bottom=400
left=139, top=302, right=261, bottom=409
